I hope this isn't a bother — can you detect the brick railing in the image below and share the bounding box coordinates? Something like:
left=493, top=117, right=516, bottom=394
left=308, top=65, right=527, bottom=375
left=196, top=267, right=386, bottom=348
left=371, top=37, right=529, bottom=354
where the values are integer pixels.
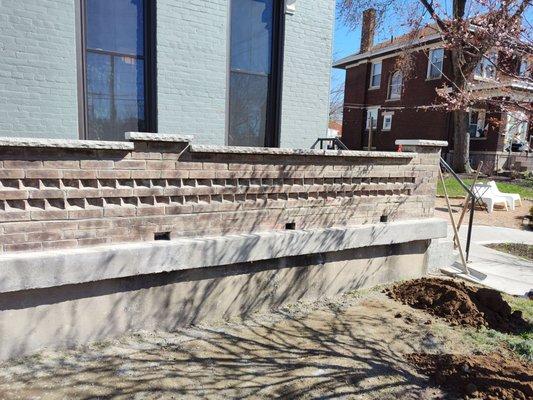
left=0, top=134, right=444, bottom=253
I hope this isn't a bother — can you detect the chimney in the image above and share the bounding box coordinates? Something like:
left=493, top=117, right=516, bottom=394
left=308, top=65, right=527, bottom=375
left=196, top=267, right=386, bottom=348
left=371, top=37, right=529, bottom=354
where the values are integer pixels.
left=360, top=8, right=376, bottom=53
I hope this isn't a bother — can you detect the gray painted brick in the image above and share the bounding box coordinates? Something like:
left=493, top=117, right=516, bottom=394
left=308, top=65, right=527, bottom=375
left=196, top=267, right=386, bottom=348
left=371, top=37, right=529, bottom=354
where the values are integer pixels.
left=280, top=0, right=334, bottom=148
left=156, top=0, right=228, bottom=145
left=0, top=0, right=79, bottom=139
left=0, top=0, right=334, bottom=149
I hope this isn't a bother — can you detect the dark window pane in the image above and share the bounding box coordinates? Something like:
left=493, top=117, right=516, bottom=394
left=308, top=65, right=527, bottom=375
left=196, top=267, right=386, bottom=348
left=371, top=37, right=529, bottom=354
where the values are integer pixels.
left=86, top=52, right=112, bottom=140
left=86, top=53, right=145, bottom=141
left=86, top=0, right=144, bottom=56
left=229, top=71, right=268, bottom=147
left=231, top=0, right=273, bottom=74
left=114, top=56, right=145, bottom=134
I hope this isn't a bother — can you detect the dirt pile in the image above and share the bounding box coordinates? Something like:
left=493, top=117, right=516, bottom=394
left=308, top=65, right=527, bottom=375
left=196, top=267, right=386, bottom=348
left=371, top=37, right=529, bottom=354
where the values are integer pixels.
left=407, top=353, right=533, bottom=400
left=385, top=278, right=529, bottom=333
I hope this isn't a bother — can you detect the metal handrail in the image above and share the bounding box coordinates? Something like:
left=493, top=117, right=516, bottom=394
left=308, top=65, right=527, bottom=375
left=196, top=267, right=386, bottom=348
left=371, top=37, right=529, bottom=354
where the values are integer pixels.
left=311, top=137, right=348, bottom=150
left=439, top=158, right=476, bottom=261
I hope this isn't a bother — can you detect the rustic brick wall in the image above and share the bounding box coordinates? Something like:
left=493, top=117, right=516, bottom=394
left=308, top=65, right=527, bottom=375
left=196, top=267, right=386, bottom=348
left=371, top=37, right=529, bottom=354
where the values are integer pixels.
left=0, top=136, right=440, bottom=253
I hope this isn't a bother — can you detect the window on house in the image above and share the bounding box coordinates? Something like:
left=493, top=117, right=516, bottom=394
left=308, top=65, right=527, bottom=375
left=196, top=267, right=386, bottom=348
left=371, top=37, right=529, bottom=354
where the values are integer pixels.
left=388, top=71, right=403, bottom=100
left=382, top=113, right=393, bottom=131
left=80, top=0, right=154, bottom=141
left=370, top=62, right=382, bottom=88
left=474, top=53, right=498, bottom=79
left=427, top=48, right=444, bottom=79
left=228, top=0, right=282, bottom=147
left=468, top=110, right=487, bottom=139
left=366, top=108, right=379, bottom=130
left=506, top=112, right=528, bottom=144
left=519, top=59, right=530, bottom=77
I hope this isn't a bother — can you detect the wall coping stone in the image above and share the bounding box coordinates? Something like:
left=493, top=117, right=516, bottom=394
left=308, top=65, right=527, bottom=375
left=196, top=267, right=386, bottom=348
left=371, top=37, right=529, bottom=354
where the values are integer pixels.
left=0, top=218, right=447, bottom=294
left=0, top=135, right=425, bottom=159
left=125, top=132, right=194, bottom=142
left=189, top=144, right=417, bottom=158
left=0, top=136, right=134, bottom=150
left=395, top=139, right=449, bottom=147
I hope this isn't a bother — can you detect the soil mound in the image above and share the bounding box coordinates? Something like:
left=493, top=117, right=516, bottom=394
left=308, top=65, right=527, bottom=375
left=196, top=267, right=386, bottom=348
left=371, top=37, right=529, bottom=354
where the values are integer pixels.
left=385, top=278, right=529, bottom=333
left=407, top=353, right=533, bottom=400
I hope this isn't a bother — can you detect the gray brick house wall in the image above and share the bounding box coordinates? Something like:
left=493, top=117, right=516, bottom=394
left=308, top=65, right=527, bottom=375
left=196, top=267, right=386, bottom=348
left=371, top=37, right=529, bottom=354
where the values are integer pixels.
left=0, top=1, right=333, bottom=148
left=0, top=0, right=79, bottom=139
left=280, top=0, right=334, bottom=148
left=157, top=0, right=228, bottom=145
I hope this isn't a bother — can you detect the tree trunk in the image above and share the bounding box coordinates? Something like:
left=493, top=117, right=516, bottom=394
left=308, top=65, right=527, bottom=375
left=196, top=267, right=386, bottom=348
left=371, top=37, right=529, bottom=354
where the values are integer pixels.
left=450, top=43, right=472, bottom=173
left=452, top=110, right=472, bottom=173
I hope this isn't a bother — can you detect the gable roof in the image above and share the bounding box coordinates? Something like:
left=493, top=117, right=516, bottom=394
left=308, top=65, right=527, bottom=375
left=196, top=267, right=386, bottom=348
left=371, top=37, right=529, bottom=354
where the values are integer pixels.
left=371, top=25, right=440, bottom=51
left=333, top=24, right=442, bottom=69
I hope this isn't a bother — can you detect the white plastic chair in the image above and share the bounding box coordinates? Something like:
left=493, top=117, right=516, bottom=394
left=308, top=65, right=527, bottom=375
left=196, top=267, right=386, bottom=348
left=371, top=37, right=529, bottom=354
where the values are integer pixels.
left=488, top=180, right=522, bottom=209
left=472, top=184, right=509, bottom=213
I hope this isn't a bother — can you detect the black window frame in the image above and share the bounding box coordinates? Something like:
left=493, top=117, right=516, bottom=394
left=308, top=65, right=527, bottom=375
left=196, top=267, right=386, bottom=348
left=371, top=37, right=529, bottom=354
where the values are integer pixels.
left=76, top=0, right=157, bottom=141
left=227, top=0, right=285, bottom=148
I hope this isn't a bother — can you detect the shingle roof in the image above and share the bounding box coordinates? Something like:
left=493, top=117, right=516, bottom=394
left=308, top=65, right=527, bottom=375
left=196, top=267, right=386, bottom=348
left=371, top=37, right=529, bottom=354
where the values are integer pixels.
left=370, top=24, right=440, bottom=52
left=333, top=24, right=442, bottom=69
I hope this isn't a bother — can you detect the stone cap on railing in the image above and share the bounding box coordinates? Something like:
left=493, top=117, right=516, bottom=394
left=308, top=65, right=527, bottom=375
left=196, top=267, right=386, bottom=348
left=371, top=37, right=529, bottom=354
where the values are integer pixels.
left=0, top=134, right=445, bottom=158
left=125, top=132, right=194, bottom=142
left=395, top=140, right=448, bottom=147
left=189, top=144, right=416, bottom=158
left=0, top=136, right=134, bottom=150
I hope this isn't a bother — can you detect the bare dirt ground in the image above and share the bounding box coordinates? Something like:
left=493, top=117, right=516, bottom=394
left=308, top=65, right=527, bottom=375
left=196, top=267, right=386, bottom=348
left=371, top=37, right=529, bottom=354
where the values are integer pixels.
left=0, top=286, right=526, bottom=400
left=434, top=197, right=532, bottom=230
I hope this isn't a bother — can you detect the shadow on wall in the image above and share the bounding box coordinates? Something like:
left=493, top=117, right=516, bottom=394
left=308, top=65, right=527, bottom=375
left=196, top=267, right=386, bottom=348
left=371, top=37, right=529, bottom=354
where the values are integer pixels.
left=0, top=296, right=435, bottom=398
left=0, top=241, right=428, bottom=360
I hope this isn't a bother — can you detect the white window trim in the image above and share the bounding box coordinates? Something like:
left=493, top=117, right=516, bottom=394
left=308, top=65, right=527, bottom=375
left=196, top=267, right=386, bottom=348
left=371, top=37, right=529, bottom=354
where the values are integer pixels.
left=474, top=52, right=498, bottom=80
left=519, top=59, right=529, bottom=77
left=382, top=113, right=393, bottom=131
left=426, top=48, right=444, bottom=80
left=505, top=111, right=529, bottom=144
left=369, top=62, right=382, bottom=89
left=388, top=71, right=403, bottom=100
left=365, top=107, right=380, bottom=131
left=468, top=109, right=487, bottom=140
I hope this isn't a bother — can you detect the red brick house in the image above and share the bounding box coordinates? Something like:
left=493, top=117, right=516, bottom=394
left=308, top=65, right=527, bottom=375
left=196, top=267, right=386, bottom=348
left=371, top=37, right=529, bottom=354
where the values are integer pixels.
left=333, top=10, right=532, bottom=172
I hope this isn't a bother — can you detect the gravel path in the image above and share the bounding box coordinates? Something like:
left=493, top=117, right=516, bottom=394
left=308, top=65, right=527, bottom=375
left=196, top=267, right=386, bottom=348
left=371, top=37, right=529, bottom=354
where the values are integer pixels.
left=434, top=197, right=531, bottom=230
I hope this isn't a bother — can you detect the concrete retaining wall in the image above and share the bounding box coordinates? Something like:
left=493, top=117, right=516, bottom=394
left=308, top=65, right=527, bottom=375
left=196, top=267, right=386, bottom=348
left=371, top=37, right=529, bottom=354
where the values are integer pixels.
left=0, top=239, right=432, bottom=361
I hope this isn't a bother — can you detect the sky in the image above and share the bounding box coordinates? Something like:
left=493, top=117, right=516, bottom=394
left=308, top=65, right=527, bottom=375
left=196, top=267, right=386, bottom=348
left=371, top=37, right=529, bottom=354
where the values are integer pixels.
left=331, top=12, right=359, bottom=89
left=331, top=2, right=410, bottom=93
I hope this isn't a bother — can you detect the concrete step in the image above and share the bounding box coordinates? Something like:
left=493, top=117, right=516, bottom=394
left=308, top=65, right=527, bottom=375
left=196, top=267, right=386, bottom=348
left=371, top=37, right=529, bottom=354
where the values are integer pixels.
left=426, top=238, right=458, bottom=273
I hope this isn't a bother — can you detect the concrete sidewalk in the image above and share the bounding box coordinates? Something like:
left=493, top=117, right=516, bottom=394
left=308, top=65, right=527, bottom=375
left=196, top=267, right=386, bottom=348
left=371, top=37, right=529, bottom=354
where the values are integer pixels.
left=448, top=225, right=533, bottom=296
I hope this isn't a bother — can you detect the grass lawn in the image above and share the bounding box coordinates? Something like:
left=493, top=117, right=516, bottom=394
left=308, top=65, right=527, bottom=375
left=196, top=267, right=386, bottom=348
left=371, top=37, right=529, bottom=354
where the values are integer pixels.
left=485, top=243, right=533, bottom=261
left=462, top=294, right=533, bottom=362
left=437, top=176, right=533, bottom=199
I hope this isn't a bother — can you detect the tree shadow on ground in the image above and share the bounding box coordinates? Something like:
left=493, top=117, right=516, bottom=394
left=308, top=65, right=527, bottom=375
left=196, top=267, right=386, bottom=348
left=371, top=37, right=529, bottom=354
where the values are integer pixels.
left=0, top=298, right=449, bottom=400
